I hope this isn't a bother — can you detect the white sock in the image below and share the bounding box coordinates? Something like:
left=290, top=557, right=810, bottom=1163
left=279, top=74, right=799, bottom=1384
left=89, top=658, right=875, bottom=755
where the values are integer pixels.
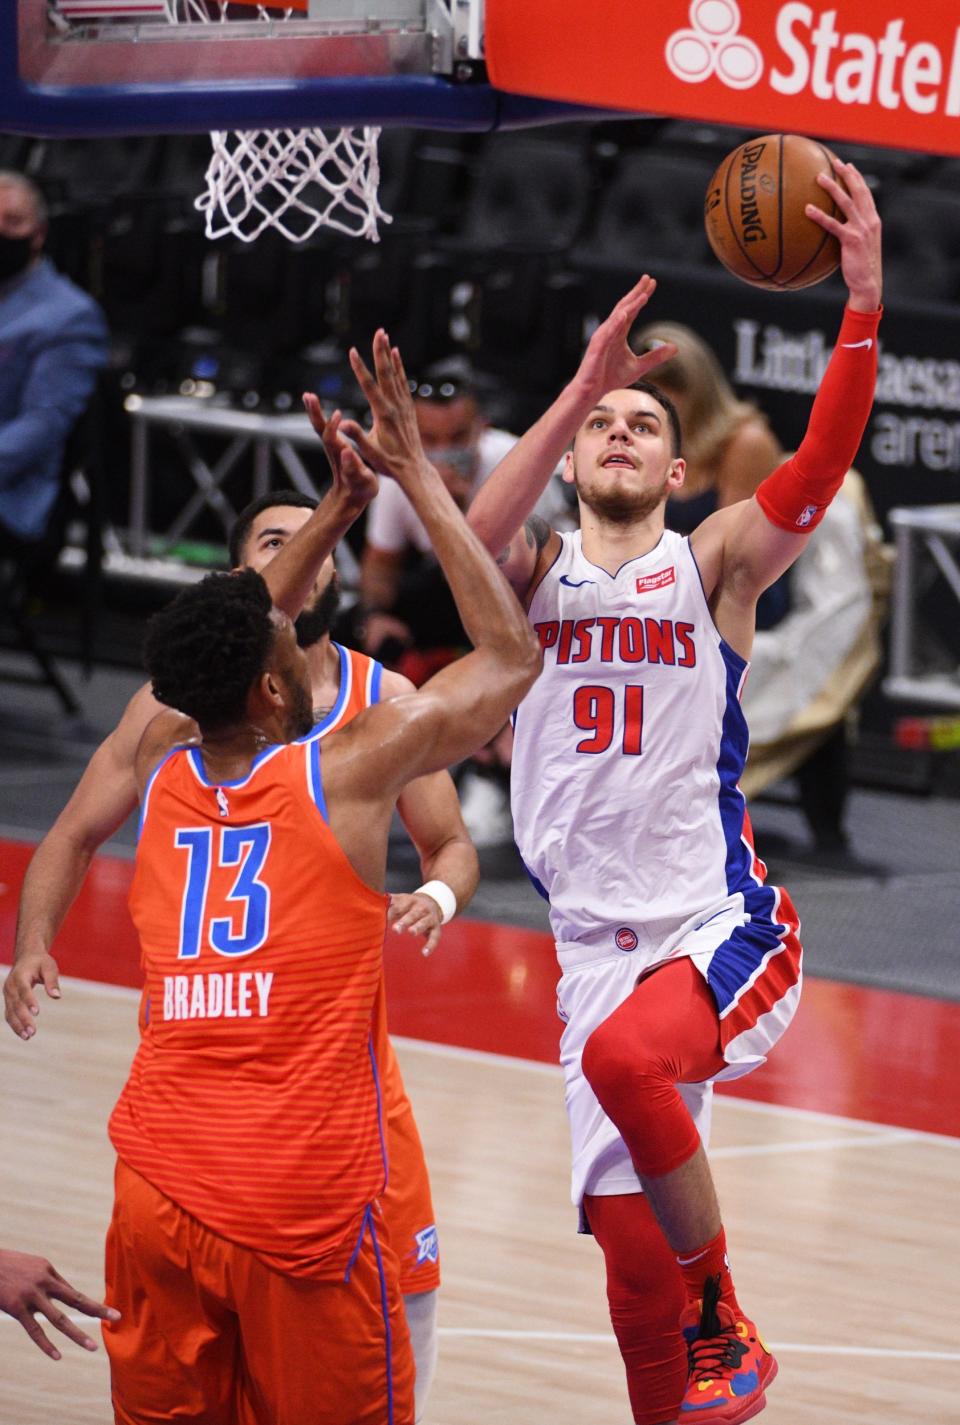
left=403, top=1288, right=439, bottom=1423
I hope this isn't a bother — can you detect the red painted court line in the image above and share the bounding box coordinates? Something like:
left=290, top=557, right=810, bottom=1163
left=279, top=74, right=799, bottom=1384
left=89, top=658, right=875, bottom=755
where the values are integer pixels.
left=2, top=836, right=958, bottom=1137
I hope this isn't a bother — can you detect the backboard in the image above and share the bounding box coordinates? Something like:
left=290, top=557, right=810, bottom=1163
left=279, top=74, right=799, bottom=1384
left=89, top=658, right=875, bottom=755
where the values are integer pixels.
left=2, top=0, right=612, bottom=136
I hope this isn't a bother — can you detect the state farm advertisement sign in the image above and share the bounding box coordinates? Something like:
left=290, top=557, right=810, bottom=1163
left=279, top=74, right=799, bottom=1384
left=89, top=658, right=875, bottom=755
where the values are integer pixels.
left=487, top=0, right=960, bottom=155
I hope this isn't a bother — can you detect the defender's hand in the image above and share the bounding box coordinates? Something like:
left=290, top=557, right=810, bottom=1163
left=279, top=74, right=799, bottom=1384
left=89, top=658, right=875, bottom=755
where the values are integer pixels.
left=3, top=953, right=61, bottom=1040
left=808, top=158, right=882, bottom=313
left=0, top=1250, right=120, bottom=1359
left=575, top=275, right=677, bottom=398
left=340, top=331, right=432, bottom=485
left=302, top=396, right=379, bottom=511
left=387, top=891, right=444, bottom=957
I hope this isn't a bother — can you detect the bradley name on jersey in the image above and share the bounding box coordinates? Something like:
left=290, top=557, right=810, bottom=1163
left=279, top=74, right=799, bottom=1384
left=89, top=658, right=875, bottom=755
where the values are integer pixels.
left=162, top=969, right=274, bottom=1022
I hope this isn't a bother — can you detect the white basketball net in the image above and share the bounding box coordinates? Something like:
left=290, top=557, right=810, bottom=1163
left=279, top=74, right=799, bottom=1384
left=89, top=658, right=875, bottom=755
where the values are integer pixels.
left=173, top=2, right=392, bottom=243
left=197, top=126, right=390, bottom=244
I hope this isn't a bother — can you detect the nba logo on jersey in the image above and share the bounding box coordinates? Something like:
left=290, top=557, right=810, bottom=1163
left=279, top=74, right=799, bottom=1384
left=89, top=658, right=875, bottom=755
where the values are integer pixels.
left=215, top=787, right=229, bottom=817
left=615, top=927, right=639, bottom=952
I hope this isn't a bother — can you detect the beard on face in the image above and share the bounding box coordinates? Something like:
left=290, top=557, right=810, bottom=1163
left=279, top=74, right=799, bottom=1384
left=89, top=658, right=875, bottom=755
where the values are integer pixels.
left=294, top=577, right=340, bottom=648
left=286, top=673, right=316, bottom=740
left=575, top=472, right=670, bottom=525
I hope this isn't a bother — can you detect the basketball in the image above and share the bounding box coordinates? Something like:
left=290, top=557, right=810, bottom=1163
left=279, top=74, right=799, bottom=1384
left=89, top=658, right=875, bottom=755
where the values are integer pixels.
left=704, top=133, right=847, bottom=290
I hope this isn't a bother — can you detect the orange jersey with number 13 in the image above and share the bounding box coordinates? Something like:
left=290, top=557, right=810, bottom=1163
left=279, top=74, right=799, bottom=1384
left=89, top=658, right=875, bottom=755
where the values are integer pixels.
left=109, top=736, right=388, bottom=1280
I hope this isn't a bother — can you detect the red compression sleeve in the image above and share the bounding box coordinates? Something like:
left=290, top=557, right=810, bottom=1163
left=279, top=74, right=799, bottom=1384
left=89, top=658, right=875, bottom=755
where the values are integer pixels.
left=584, top=1193, right=688, bottom=1425
left=755, top=304, right=882, bottom=534
left=581, top=960, right=726, bottom=1180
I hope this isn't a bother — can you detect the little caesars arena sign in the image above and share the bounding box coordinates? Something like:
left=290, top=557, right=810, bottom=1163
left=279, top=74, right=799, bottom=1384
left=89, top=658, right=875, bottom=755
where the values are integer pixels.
left=488, top=0, right=960, bottom=156
left=733, top=321, right=960, bottom=471
left=726, top=307, right=960, bottom=520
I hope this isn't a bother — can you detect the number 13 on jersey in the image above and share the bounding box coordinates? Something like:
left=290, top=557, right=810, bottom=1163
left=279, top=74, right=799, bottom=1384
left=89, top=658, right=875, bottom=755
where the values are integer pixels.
left=175, top=823, right=272, bottom=959
left=573, top=684, right=644, bottom=755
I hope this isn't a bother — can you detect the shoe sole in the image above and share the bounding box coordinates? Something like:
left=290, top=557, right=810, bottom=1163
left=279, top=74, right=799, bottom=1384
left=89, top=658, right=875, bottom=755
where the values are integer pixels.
left=681, top=1356, right=778, bottom=1424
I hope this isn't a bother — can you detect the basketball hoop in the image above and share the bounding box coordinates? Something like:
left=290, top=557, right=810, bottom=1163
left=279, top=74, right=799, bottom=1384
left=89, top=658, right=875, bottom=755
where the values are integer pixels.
left=26, top=1, right=518, bottom=241
left=197, top=124, right=389, bottom=244
left=166, top=2, right=390, bottom=243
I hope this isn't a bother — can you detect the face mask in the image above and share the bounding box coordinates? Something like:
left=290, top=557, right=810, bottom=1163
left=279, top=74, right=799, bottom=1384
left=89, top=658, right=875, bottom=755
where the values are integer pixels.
left=426, top=444, right=479, bottom=479
left=0, top=234, right=34, bottom=282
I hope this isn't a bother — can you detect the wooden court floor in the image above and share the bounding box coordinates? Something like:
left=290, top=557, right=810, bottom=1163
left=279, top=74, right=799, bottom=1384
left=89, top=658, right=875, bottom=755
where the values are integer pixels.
left=0, top=972, right=957, bottom=1425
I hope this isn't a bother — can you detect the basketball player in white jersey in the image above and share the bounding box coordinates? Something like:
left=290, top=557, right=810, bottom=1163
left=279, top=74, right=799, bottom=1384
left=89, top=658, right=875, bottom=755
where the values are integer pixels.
left=454, top=157, right=882, bottom=1425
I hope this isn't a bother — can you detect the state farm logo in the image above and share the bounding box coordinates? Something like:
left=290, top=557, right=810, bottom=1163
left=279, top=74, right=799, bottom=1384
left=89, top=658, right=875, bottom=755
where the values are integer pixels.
left=666, top=0, right=764, bottom=90
left=665, top=3, right=960, bottom=120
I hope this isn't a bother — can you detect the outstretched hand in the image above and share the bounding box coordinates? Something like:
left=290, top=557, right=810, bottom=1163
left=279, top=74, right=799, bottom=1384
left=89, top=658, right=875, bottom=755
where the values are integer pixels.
left=339, top=330, right=432, bottom=485
left=808, top=157, right=882, bottom=313
left=302, top=395, right=379, bottom=512
left=0, top=1248, right=120, bottom=1359
left=575, top=275, right=677, bottom=399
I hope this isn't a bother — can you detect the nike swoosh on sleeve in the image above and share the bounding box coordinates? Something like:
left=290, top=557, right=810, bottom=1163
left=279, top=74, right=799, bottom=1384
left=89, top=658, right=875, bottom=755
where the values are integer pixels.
left=841, top=338, right=874, bottom=350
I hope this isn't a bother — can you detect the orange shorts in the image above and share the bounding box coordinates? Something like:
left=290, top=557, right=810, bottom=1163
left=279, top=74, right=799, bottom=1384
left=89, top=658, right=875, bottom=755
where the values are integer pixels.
left=104, top=1159, right=414, bottom=1425
left=380, top=1038, right=440, bottom=1296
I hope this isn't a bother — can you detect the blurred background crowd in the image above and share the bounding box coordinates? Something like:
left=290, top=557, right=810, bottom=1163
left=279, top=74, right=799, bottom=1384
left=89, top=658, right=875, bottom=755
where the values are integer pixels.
left=2, top=116, right=959, bottom=857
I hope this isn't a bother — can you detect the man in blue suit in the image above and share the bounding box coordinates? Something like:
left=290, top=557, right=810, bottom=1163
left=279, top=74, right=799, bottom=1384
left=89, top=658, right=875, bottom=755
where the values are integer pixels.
left=0, top=171, right=108, bottom=551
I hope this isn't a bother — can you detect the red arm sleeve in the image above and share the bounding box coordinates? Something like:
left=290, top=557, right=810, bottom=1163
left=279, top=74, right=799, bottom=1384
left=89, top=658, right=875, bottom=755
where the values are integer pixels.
left=755, top=304, right=882, bottom=533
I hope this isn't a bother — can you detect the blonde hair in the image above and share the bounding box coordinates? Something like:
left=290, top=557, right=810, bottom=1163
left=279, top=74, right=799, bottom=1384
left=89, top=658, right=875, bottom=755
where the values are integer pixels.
left=632, top=320, right=768, bottom=470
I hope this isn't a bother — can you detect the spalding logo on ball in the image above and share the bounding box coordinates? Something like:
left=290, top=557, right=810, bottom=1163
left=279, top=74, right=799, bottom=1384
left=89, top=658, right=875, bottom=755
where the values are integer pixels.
left=704, top=133, right=848, bottom=290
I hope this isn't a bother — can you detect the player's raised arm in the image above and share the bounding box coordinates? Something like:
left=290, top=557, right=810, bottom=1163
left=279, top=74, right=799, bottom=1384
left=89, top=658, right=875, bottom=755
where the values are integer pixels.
left=696, top=157, right=882, bottom=620
left=259, top=403, right=378, bottom=617
left=466, top=275, right=677, bottom=599
left=375, top=666, right=479, bottom=955
left=334, top=332, right=541, bottom=786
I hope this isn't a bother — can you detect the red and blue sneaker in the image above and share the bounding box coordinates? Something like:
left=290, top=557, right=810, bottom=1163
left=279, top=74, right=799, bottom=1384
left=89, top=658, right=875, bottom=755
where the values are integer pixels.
left=679, top=1274, right=777, bottom=1423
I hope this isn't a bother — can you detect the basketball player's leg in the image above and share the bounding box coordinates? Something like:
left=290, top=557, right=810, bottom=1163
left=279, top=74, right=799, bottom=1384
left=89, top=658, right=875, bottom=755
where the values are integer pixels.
left=403, top=1288, right=439, bottom=1422
left=383, top=1154, right=439, bottom=1425
left=234, top=1214, right=415, bottom=1425
left=583, top=1191, right=687, bottom=1425
left=104, top=1160, right=240, bottom=1425
left=387, top=1111, right=440, bottom=1424
left=379, top=1036, right=441, bottom=1421
left=581, top=960, right=776, bottom=1422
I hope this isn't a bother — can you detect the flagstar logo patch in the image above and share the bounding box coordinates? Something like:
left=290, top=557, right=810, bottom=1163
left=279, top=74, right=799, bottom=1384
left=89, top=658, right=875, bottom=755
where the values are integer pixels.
left=666, top=0, right=764, bottom=89
left=636, top=566, right=676, bottom=594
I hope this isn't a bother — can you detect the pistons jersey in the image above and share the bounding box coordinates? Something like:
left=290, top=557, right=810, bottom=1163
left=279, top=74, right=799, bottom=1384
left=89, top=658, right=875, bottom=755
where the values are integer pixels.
left=512, top=528, right=775, bottom=954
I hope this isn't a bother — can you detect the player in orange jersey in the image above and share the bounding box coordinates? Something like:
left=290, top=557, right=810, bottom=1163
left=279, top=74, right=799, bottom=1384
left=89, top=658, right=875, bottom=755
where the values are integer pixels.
left=231, top=487, right=474, bottom=1417
left=6, top=482, right=479, bottom=1421
left=104, top=333, right=541, bottom=1425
